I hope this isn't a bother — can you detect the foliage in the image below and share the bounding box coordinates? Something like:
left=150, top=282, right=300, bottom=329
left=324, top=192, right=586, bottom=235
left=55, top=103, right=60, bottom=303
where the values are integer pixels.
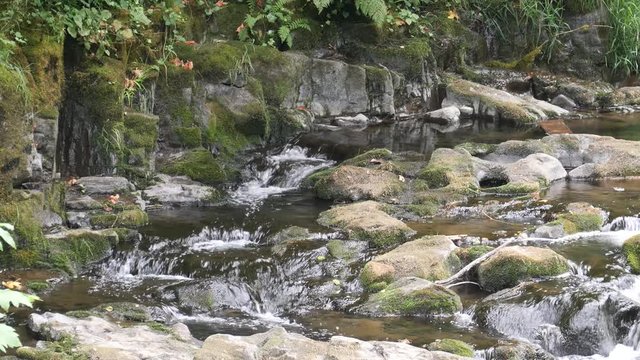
left=0, top=223, right=40, bottom=353
left=605, top=0, right=640, bottom=75
left=238, top=0, right=311, bottom=48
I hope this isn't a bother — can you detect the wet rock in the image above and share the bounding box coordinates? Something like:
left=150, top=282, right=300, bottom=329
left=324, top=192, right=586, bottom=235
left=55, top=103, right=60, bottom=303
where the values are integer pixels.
left=534, top=224, right=565, bottom=239
left=357, top=277, right=462, bottom=316
left=65, top=194, right=103, bottom=210
left=623, top=235, right=640, bottom=273
left=333, top=113, right=369, bottom=127
left=313, top=165, right=405, bottom=202
left=427, top=339, right=474, bottom=357
left=78, top=176, right=135, bottom=195
left=26, top=312, right=198, bottom=359
left=551, top=202, right=607, bottom=234
left=326, top=240, right=368, bottom=262
left=45, top=228, right=121, bottom=275
left=478, top=246, right=569, bottom=292
left=317, top=201, right=416, bottom=247
left=360, top=236, right=460, bottom=290
left=480, top=340, right=555, bottom=360
left=424, top=106, right=460, bottom=125
left=551, top=94, right=578, bottom=110
left=268, top=226, right=311, bottom=244
left=143, top=174, right=218, bottom=207
left=196, top=326, right=465, bottom=360
left=443, top=79, right=569, bottom=125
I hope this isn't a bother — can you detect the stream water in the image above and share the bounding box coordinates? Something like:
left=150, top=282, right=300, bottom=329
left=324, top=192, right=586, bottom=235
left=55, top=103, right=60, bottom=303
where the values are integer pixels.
left=21, top=114, right=640, bottom=358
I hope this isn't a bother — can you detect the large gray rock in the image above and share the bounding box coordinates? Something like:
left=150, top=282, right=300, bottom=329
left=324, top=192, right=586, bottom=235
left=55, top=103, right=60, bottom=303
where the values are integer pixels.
left=504, top=153, right=567, bottom=185
left=424, top=106, right=460, bottom=125
left=443, top=79, right=569, bottom=125
left=360, top=236, right=460, bottom=289
left=314, top=165, right=405, bottom=202
left=27, top=312, right=199, bottom=360
left=317, top=201, right=416, bottom=247
left=143, top=174, right=217, bottom=207
left=196, top=326, right=465, bottom=360
left=78, top=176, right=135, bottom=195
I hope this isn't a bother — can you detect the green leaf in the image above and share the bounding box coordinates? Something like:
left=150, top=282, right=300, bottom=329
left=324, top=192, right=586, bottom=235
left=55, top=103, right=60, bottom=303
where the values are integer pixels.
left=0, top=289, right=39, bottom=312
left=119, top=28, right=134, bottom=40
left=0, top=324, right=21, bottom=352
left=0, top=228, right=15, bottom=249
left=0, top=224, right=14, bottom=231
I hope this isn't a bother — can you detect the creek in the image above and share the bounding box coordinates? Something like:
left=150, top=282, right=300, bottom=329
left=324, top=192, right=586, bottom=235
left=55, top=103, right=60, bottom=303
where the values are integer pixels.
left=18, top=113, right=640, bottom=359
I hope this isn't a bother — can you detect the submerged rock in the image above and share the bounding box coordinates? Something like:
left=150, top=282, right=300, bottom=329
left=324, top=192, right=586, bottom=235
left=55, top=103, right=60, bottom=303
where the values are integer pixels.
left=26, top=312, right=199, bottom=359
left=317, top=201, right=416, bottom=247
left=357, top=277, right=462, bottom=317
left=196, top=326, right=465, bottom=360
left=313, top=165, right=405, bottom=201
left=360, top=235, right=460, bottom=290
left=477, top=246, right=569, bottom=292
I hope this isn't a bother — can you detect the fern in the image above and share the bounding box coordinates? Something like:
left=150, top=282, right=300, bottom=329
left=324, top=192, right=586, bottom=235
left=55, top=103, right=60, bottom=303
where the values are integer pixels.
left=313, top=0, right=333, bottom=12
left=355, top=0, right=388, bottom=25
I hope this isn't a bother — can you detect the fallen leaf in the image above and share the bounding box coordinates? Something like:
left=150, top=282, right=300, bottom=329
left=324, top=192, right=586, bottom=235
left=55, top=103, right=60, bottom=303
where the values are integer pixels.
left=236, top=23, right=245, bottom=33
left=447, top=9, right=459, bottom=21
left=105, top=306, right=114, bottom=312
left=2, top=280, right=23, bottom=291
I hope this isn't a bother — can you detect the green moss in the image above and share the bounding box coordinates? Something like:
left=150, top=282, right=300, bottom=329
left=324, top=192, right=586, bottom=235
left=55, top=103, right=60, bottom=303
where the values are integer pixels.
left=342, top=148, right=393, bottom=167
left=146, top=321, right=172, bottom=333
left=26, top=280, right=50, bottom=292
left=376, top=286, right=462, bottom=316
left=44, top=181, right=66, bottom=220
left=623, top=235, right=640, bottom=273
left=419, top=166, right=450, bottom=188
left=456, top=245, right=494, bottom=265
left=20, top=35, right=64, bottom=113
left=123, top=112, right=158, bottom=150
left=174, top=126, right=202, bottom=148
left=0, top=192, right=46, bottom=267
left=48, top=230, right=120, bottom=275
left=175, top=42, right=243, bottom=82
left=161, top=149, right=233, bottom=185
left=485, top=181, right=541, bottom=195
left=405, top=203, right=439, bottom=217
left=90, top=209, right=148, bottom=228
left=427, top=339, right=474, bottom=357
left=554, top=212, right=604, bottom=235
left=93, top=302, right=150, bottom=322
left=326, top=240, right=355, bottom=261
left=205, top=101, right=250, bottom=156
left=360, top=262, right=394, bottom=291
left=16, top=335, right=87, bottom=360
left=485, top=46, right=542, bottom=72
left=66, top=310, right=92, bottom=319
left=302, top=167, right=336, bottom=189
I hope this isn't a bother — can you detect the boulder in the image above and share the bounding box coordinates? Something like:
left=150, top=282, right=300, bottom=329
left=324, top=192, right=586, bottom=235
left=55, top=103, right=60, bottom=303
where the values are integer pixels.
left=443, top=79, right=569, bottom=125
left=26, top=312, right=198, bottom=360
left=533, top=224, right=565, bottom=239
left=78, top=176, right=135, bottom=195
left=427, top=339, right=474, bottom=358
left=424, top=106, right=461, bottom=125
left=478, top=246, right=569, bottom=292
left=357, top=277, right=463, bottom=316
left=195, top=326, right=465, bottom=360
left=551, top=202, right=607, bottom=234
left=601, top=86, right=640, bottom=107
left=65, top=195, right=103, bottom=210
left=551, top=94, right=577, bottom=110
left=143, top=174, right=218, bottom=207
left=318, top=201, right=416, bottom=247
left=360, top=236, right=460, bottom=290
left=504, top=153, right=567, bottom=185
left=313, top=165, right=405, bottom=202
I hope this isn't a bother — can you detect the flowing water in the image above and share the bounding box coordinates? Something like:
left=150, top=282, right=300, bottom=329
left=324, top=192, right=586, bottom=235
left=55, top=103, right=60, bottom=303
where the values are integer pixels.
left=21, top=115, right=640, bottom=359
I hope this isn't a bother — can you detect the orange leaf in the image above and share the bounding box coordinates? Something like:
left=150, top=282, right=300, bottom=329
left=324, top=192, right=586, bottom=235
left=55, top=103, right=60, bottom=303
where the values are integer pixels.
left=236, top=23, right=245, bottom=33
left=447, top=10, right=459, bottom=21
left=2, top=280, right=23, bottom=290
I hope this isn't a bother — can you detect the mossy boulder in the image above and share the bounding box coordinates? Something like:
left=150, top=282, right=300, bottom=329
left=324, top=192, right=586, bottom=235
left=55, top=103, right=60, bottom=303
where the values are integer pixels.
left=418, top=148, right=480, bottom=194
left=357, top=277, right=462, bottom=317
left=454, top=143, right=497, bottom=157
left=552, top=202, right=607, bottom=234
left=313, top=165, right=404, bottom=202
left=45, top=228, right=123, bottom=275
left=317, top=201, right=416, bottom=248
left=427, top=339, right=474, bottom=357
left=360, top=261, right=396, bottom=292
left=90, top=302, right=152, bottom=322
left=455, top=245, right=494, bottom=265
left=161, top=149, right=236, bottom=185
left=599, top=87, right=640, bottom=108
left=342, top=148, right=394, bottom=167
left=360, top=236, right=460, bottom=290
left=623, top=235, right=640, bottom=273
left=478, top=246, right=569, bottom=292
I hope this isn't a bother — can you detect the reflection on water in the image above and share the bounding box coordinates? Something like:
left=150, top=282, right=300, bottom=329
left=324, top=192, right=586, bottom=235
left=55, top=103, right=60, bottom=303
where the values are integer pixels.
left=566, top=112, right=640, bottom=141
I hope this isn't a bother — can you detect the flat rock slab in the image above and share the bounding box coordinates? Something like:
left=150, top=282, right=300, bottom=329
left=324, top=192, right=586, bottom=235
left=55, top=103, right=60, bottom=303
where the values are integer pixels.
left=28, top=313, right=199, bottom=360
left=196, top=326, right=465, bottom=360
left=143, top=174, right=215, bottom=206
left=78, top=176, right=135, bottom=195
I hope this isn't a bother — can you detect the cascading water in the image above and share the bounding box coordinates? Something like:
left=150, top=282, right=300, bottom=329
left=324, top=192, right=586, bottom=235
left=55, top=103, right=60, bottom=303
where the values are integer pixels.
left=230, top=144, right=334, bottom=207
left=603, top=216, right=640, bottom=232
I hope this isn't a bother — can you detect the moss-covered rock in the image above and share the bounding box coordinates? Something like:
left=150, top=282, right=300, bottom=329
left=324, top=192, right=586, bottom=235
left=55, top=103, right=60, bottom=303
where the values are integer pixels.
left=551, top=202, right=607, bottom=234
left=418, top=148, right=479, bottom=194
left=161, top=149, right=235, bottom=185
left=45, top=228, right=122, bottom=275
left=623, top=235, right=640, bottom=273
left=478, top=246, right=569, bottom=292
left=174, top=126, right=203, bottom=148
left=342, top=148, right=394, bottom=167
left=317, top=201, right=416, bottom=248
left=599, top=87, right=640, bottom=108
left=361, top=236, right=460, bottom=288
left=313, top=165, right=404, bottom=202
left=360, top=261, right=395, bottom=292
left=454, top=142, right=498, bottom=157
left=90, top=209, right=149, bottom=228
left=357, top=277, right=462, bottom=316
left=427, top=339, right=474, bottom=357
left=455, top=245, right=494, bottom=265
left=90, top=302, right=152, bottom=322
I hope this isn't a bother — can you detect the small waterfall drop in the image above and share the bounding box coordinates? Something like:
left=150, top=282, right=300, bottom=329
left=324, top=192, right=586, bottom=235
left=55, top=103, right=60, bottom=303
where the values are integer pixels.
left=602, top=216, right=640, bottom=232
left=230, top=144, right=334, bottom=206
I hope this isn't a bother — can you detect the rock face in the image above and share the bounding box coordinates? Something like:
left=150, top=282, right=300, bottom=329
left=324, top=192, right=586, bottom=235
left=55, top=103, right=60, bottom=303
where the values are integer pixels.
left=443, top=79, right=569, bottom=125
left=196, top=326, right=465, bottom=360
left=314, top=165, right=405, bottom=201
left=361, top=236, right=460, bottom=289
left=317, top=201, right=416, bottom=247
left=143, top=174, right=217, bottom=207
left=477, top=246, right=569, bottom=292
left=26, top=312, right=199, bottom=360
left=357, top=277, right=463, bottom=316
